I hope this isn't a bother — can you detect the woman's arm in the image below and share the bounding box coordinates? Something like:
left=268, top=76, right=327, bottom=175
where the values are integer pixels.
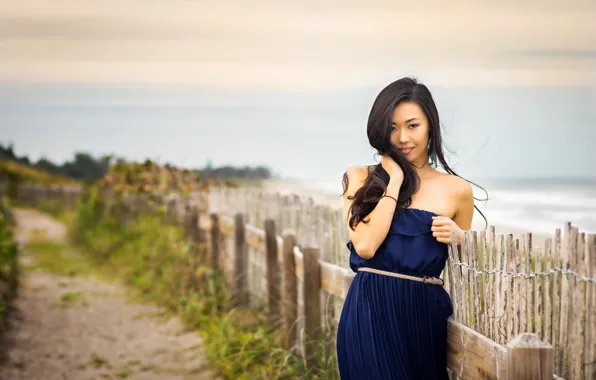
left=452, top=181, right=474, bottom=231
left=343, top=166, right=401, bottom=260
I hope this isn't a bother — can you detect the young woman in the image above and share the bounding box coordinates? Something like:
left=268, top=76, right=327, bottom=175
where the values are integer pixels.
left=336, top=77, right=486, bottom=379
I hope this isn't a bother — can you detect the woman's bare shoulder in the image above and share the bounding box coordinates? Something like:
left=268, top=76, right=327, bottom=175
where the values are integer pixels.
left=438, top=172, right=473, bottom=200
left=342, top=165, right=373, bottom=194
left=344, top=165, right=373, bottom=181
left=345, top=165, right=373, bottom=178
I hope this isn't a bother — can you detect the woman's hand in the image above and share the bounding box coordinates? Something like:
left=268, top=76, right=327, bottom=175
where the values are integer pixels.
left=380, top=154, right=404, bottom=183
left=431, top=215, right=463, bottom=245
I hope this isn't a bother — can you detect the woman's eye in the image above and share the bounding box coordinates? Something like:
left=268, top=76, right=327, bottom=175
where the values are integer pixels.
left=409, top=124, right=419, bottom=129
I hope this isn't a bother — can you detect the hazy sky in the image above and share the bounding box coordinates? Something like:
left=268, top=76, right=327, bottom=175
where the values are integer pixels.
left=1, top=0, right=595, bottom=181
left=1, top=0, right=595, bottom=88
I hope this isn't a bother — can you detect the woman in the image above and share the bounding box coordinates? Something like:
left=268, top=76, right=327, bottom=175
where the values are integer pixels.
left=336, top=77, right=486, bottom=379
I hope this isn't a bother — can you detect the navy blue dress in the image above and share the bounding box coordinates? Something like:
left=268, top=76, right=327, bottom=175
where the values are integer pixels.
left=336, top=208, right=454, bottom=380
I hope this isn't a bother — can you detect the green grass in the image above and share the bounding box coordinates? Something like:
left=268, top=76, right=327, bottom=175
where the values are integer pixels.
left=0, top=195, right=19, bottom=322
left=57, top=291, right=85, bottom=307
left=90, top=354, right=113, bottom=369
left=24, top=242, right=96, bottom=277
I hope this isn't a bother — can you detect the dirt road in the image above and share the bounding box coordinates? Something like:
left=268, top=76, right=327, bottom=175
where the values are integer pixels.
left=0, top=209, right=219, bottom=380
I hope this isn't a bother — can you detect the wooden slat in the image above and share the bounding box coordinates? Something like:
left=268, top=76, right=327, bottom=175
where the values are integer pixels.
left=520, top=234, right=528, bottom=334
left=534, top=245, right=543, bottom=339
left=566, top=226, right=577, bottom=377
left=265, top=219, right=281, bottom=320
left=448, top=234, right=463, bottom=322
left=210, top=213, right=221, bottom=269
left=552, top=228, right=562, bottom=373
left=234, top=212, right=248, bottom=306
left=586, top=234, right=596, bottom=380
left=480, top=230, right=489, bottom=337
left=515, top=237, right=523, bottom=337
left=446, top=319, right=507, bottom=380
left=462, top=232, right=471, bottom=327
left=488, top=226, right=497, bottom=341
left=523, top=232, right=536, bottom=332
left=302, top=244, right=322, bottom=369
left=506, top=234, right=515, bottom=341
left=557, top=223, right=572, bottom=377
left=281, top=230, right=298, bottom=350
left=222, top=230, right=234, bottom=284
left=543, top=238, right=552, bottom=344
left=497, top=234, right=507, bottom=345
left=470, top=231, right=480, bottom=331
left=569, top=229, right=583, bottom=379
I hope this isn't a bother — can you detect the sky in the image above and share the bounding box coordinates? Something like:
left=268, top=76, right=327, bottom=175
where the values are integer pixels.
left=0, top=0, right=595, bottom=181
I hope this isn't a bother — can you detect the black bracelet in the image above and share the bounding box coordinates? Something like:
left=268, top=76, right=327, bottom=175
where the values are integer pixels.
left=381, top=195, right=398, bottom=203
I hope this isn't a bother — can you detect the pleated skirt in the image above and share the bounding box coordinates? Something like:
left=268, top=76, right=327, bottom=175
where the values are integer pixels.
left=336, top=271, right=453, bottom=380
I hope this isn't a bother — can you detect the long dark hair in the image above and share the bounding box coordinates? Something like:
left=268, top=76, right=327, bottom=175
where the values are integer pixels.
left=342, top=77, right=488, bottom=230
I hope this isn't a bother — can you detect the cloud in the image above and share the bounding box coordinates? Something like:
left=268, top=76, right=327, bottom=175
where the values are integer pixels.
left=510, top=49, right=596, bottom=59
left=0, top=0, right=595, bottom=89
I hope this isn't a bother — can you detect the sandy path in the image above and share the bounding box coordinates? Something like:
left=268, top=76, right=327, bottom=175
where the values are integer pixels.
left=0, top=209, right=219, bottom=380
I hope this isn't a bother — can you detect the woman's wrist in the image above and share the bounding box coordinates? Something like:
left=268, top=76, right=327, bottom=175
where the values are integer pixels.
left=386, top=177, right=402, bottom=198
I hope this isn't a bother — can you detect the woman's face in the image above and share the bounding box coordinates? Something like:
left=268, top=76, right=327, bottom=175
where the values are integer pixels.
left=390, top=101, right=430, bottom=164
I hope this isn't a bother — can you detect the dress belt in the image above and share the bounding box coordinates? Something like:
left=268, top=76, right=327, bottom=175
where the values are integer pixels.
left=357, top=267, right=444, bottom=286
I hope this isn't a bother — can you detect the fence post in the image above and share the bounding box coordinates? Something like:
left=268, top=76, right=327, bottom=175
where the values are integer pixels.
left=210, top=213, right=220, bottom=269
left=506, top=333, right=553, bottom=380
left=282, top=230, right=298, bottom=350
left=234, top=213, right=248, bottom=306
left=192, top=203, right=215, bottom=291
left=265, top=219, right=281, bottom=325
left=188, top=203, right=200, bottom=245
left=303, top=244, right=322, bottom=369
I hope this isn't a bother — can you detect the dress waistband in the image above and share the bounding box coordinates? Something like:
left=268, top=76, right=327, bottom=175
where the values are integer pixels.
left=357, top=267, right=444, bottom=286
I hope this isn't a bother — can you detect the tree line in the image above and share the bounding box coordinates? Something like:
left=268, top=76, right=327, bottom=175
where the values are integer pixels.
left=0, top=142, right=276, bottom=182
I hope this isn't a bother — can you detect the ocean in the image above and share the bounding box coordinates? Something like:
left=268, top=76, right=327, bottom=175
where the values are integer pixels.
left=2, top=85, right=595, bottom=182
left=300, top=177, right=596, bottom=236
left=2, top=85, right=595, bottom=238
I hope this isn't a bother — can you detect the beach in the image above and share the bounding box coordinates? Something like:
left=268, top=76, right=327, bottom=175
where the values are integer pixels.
left=260, top=178, right=345, bottom=209
left=259, top=177, right=596, bottom=250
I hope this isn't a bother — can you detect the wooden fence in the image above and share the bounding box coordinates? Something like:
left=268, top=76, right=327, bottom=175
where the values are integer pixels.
left=444, top=227, right=595, bottom=380
left=16, top=183, right=596, bottom=379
